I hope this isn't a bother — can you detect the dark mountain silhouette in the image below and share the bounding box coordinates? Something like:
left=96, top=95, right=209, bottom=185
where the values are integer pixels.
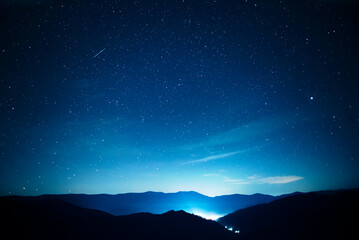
left=6, top=191, right=282, bottom=217
left=218, top=189, right=359, bottom=240
left=0, top=197, right=238, bottom=240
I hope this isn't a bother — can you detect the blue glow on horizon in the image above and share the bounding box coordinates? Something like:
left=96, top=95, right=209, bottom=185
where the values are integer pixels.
left=188, top=208, right=224, bottom=221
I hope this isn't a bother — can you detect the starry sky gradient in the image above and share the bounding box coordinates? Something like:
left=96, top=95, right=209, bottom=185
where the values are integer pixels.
left=0, top=0, right=359, bottom=196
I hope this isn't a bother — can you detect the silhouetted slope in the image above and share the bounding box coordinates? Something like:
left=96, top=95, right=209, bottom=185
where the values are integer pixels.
left=115, top=210, right=237, bottom=240
left=212, top=193, right=276, bottom=213
left=0, top=197, right=237, bottom=240
left=218, top=190, right=359, bottom=240
left=7, top=191, right=279, bottom=216
left=1, top=197, right=116, bottom=239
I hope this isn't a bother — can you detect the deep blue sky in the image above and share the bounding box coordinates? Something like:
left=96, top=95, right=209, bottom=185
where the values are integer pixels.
left=1, top=0, right=359, bottom=196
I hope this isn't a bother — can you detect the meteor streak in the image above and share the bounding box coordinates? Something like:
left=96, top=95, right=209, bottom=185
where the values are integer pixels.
left=93, top=48, right=106, bottom=58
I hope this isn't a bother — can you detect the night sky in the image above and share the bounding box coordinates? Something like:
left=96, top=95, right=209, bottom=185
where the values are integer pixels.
left=1, top=0, right=359, bottom=197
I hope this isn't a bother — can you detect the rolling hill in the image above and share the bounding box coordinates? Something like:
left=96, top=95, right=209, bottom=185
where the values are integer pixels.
left=218, top=189, right=359, bottom=240
left=0, top=197, right=238, bottom=240
left=5, top=191, right=280, bottom=217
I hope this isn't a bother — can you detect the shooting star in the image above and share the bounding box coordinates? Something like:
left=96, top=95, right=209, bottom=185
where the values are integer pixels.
left=93, top=48, right=106, bottom=58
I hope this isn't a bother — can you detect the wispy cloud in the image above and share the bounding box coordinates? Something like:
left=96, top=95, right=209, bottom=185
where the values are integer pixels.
left=181, top=113, right=308, bottom=151
left=223, top=176, right=252, bottom=184
left=202, top=173, right=221, bottom=177
left=257, top=175, right=304, bottom=184
left=183, top=151, right=243, bottom=165
left=204, top=174, right=303, bottom=185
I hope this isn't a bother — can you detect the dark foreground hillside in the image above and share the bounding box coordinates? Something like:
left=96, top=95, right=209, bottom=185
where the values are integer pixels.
left=218, top=190, right=359, bottom=240
left=0, top=197, right=237, bottom=240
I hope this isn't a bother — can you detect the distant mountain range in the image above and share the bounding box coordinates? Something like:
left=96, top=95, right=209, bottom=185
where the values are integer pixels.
left=218, top=189, right=359, bottom=240
left=2, top=189, right=359, bottom=239
left=0, top=197, right=237, bottom=240
left=4, top=191, right=289, bottom=218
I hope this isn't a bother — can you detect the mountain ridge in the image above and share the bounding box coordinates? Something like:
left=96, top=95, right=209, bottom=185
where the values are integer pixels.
left=0, top=197, right=238, bottom=240
left=218, top=189, right=359, bottom=240
left=6, top=188, right=356, bottom=219
left=2, top=190, right=283, bottom=217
